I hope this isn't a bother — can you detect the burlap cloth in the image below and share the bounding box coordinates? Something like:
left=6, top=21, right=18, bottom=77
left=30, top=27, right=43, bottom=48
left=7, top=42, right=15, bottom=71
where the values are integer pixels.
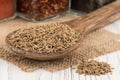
left=0, top=13, right=120, bottom=72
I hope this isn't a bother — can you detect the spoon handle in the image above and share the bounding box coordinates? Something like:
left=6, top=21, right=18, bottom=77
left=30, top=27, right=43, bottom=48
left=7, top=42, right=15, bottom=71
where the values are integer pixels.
left=66, top=0, right=120, bottom=36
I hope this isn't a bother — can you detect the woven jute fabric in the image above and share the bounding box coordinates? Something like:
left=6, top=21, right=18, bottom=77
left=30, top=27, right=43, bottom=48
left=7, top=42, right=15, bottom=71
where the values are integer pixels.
left=0, top=13, right=120, bottom=72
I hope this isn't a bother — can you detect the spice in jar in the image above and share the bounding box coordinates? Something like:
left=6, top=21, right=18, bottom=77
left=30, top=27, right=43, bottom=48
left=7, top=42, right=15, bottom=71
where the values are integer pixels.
left=0, top=0, right=15, bottom=21
left=71, top=0, right=115, bottom=13
left=8, top=23, right=79, bottom=54
left=17, top=0, right=69, bottom=21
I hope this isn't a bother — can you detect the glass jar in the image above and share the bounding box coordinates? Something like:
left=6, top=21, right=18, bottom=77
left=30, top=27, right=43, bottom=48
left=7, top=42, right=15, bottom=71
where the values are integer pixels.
left=0, top=0, right=16, bottom=22
left=71, top=0, right=115, bottom=13
left=17, top=0, right=70, bottom=22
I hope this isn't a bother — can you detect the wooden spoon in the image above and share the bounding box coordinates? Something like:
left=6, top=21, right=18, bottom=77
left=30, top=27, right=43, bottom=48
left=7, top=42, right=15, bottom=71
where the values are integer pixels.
left=6, top=0, right=120, bottom=60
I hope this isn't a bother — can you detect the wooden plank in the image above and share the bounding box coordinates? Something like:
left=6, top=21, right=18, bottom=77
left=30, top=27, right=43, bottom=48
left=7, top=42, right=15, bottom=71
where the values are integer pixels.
left=8, top=63, right=43, bottom=80
left=0, top=59, right=8, bottom=80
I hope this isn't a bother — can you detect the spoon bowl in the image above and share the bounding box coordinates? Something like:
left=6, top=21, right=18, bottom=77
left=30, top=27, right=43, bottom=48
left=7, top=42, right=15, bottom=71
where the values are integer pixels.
left=6, top=30, right=81, bottom=60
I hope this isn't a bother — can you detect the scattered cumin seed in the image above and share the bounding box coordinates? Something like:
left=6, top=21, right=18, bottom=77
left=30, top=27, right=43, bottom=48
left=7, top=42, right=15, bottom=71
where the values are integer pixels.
left=76, top=60, right=112, bottom=76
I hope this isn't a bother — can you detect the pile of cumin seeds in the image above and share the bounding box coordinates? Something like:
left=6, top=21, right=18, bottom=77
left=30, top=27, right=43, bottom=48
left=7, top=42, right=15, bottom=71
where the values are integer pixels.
left=76, top=60, right=112, bottom=76
left=8, top=23, right=79, bottom=54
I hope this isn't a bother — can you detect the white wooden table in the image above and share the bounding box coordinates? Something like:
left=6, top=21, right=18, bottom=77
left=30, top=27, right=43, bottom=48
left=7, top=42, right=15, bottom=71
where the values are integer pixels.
left=0, top=20, right=120, bottom=80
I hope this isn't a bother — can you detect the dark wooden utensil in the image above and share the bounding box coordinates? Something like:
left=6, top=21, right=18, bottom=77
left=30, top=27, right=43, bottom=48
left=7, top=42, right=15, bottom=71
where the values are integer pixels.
left=6, top=0, right=120, bottom=60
